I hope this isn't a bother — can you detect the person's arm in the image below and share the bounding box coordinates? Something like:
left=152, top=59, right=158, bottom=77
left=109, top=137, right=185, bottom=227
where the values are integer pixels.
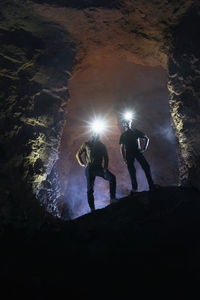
left=76, top=143, right=86, bottom=167
left=119, top=134, right=127, bottom=164
left=138, top=135, right=149, bottom=153
left=120, top=144, right=127, bottom=164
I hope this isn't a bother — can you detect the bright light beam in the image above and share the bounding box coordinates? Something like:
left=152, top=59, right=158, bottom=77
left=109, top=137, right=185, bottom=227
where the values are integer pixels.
left=90, top=118, right=106, bottom=134
left=124, top=111, right=133, bottom=121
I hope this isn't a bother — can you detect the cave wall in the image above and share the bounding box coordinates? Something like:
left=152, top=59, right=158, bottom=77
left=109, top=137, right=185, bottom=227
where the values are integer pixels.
left=0, top=1, right=75, bottom=231
left=31, top=0, right=200, bottom=192
left=32, top=0, right=194, bottom=70
left=1, top=0, right=200, bottom=232
left=168, top=7, right=200, bottom=190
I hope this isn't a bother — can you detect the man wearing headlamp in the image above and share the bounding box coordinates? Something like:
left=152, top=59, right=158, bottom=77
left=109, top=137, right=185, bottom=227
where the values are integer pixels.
left=119, top=111, right=156, bottom=195
left=76, top=119, right=116, bottom=212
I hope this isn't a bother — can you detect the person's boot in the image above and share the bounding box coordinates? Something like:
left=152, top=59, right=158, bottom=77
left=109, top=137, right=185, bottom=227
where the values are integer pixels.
left=149, top=184, right=160, bottom=191
left=88, top=197, right=95, bottom=212
left=129, top=189, right=138, bottom=196
left=89, top=202, right=95, bottom=212
left=110, top=197, right=118, bottom=204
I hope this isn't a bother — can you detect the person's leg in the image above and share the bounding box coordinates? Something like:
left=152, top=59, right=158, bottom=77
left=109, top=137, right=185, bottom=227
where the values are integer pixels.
left=102, top=169, right=116, bottom=199
left=127, top=157, right=138, bottom=191
left=136, top=152, right=154, bottom=189
left=85, top=166, right=95, bottom=211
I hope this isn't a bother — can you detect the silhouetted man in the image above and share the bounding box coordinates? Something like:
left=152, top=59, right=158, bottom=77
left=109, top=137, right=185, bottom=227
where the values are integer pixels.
left=76, top=132, right=116, bottom=212
left=119, top=119, right=156, bottom=194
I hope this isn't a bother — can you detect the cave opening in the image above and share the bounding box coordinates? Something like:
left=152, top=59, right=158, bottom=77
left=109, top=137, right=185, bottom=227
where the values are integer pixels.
left=57, top=56, right=179, bottom=219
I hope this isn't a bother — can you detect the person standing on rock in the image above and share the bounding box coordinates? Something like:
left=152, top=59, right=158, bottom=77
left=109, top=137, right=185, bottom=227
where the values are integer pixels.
left=119, top=112, right=156, bottom=195
left=76, top=119, right=116, bottom=212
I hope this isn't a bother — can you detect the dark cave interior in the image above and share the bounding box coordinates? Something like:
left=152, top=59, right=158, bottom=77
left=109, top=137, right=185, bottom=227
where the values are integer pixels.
left=1, top=0, right=200, bottom=294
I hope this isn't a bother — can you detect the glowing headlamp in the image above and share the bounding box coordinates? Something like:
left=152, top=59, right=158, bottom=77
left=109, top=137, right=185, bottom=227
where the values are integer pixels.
left=90, top=119, right=106, bottom=135
left=123, top=111, right=133, bottom=121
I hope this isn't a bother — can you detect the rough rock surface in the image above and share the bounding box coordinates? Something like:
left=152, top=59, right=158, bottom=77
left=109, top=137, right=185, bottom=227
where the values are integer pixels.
left=30, top=0, right=200, bottom=191
left=32, top=0, right=195, bottom=69
left=0, top=0, right=75, bottom=226
left=168, top=8, right=200, bottom=189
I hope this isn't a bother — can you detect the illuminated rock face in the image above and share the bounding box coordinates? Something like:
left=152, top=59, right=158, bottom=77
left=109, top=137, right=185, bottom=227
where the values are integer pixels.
left=168, top=9, right=200, bottom=190
left=0, top=0, right=200, bottom=226
left=0, top=1, right=75, bottom=224
left=31, top=0, right=200, bottom=191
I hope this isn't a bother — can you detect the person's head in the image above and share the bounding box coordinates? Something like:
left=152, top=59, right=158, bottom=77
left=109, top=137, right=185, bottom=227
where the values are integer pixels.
left=122, top=119, right=132, bottom=130
left=122, top=111, right=134, bottom=130
left=91, top=131, right=100, bottom=141
left=89, top=118, right=105, bottom=140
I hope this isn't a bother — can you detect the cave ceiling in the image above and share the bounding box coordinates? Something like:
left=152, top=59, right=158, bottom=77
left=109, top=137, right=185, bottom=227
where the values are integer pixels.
left=30, top=0, right=196, bottom=73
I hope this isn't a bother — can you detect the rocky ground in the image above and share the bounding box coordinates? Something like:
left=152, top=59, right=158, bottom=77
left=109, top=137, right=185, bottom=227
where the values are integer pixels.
left=1, top=186, right=200, bottom=297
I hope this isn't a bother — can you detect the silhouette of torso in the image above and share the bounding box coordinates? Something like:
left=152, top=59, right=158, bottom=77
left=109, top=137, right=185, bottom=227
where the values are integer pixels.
left=79, top=140, right=107, bottom=167
left=119, top=128, right=145, bottom=155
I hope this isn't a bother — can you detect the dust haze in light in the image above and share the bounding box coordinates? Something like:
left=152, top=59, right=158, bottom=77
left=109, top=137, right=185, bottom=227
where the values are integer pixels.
left=57, top=56, right=178, bottom=219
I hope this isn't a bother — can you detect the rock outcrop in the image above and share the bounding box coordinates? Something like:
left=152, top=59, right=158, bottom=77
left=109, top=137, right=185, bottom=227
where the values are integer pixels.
left=0, top=0, right=75, bottom=230
left=168, top=8, right=200, bottom=189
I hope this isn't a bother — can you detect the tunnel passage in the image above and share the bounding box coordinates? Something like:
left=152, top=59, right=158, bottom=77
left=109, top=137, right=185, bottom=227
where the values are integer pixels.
left=57, top=58, right=178, bottom=219
left=1, top=0, right=200, bottom=228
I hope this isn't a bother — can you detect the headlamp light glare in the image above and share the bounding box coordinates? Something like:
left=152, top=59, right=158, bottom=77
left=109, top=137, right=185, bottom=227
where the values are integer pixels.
left=124, top=111, right=133, bottom=121
left=90, top=119, right=105, bottom=134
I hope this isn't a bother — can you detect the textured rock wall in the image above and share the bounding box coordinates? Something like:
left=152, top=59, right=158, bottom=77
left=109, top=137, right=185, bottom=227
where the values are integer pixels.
left=1, top=0, right=200, bottom=232
left=0, top=0, right=75, bottom=231
left=168, top=7, right=200, bottom=189
left=32, top=0, right=200, bottom=192
left=32, top=0, right=194, bottom=70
